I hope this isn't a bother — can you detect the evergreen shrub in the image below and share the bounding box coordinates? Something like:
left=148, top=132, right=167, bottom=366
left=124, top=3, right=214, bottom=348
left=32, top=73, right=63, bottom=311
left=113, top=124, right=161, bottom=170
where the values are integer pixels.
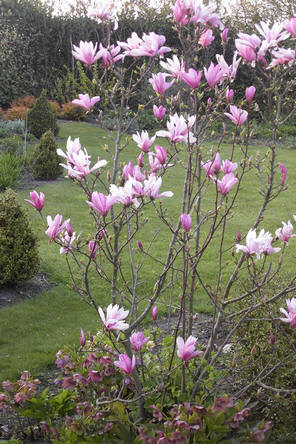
left=0, top=189, right=40, bottom=286
left=27, top=90, right=59, bottom=139
left=30, top=130, right=62, bottom=180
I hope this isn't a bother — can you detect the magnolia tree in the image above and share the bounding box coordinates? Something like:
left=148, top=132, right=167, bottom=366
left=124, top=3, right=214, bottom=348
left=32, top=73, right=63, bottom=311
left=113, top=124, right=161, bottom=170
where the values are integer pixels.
left=4, top=0, right=296, bottom=441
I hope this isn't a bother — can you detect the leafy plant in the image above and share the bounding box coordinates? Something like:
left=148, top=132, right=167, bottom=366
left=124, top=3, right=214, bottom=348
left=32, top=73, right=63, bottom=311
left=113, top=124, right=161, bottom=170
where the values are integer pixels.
left=27, top=90, right=59, bottom=139
left=6, top=106, right=29, bottom=121
left=11, top=95, right=36, bottom=109
left=30, top=130, right=62, bottom=180
left=0, top=153, right=22, bottom=191
left=59, top=102, right=87, bottom=121
left=0, top=189, right=40, bottom=286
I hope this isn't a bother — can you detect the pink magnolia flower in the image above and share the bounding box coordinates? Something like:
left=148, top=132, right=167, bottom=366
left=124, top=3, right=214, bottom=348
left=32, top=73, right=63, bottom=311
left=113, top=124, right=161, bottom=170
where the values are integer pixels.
left=176, top=336, right=202, bottom=362
left=152, top=305, right=158, bottom=320
left=285, top=17, right=296, bottom=37
left=236, top=228, right=280, bottom=259
left=269, top=48, right=296, bottom=67
left=154, top=145, right=167, bottom=164
left=280, top=298, right=296, bottom=328
left=119, top=32, right=170, bottom=58
left=275, top=220, right=295, bottom=243
left=97, top=44, right=122, bottom=67
left=133, top=165, right=145, bottom=182
left=80, top=329, right=86, bottom=347
left=110, top=180, right=140, bottom=207
left=88, top=370, right=102, bottom=383
left=72, top=93, right=100, bottom=111
left=180, top=68, right=202, bottom=89
left=153, top=105, right=166, bottom=121
left=114, top=354, right=136, bottom=374
left=226, top=89, right=234, bottom=103
left=190, top=2, right=223, bottom=29
left=65, top=221, right=73, bottom=236
left=117, top=32, right=142, bottom=55
left=86, top=192, right=116, bottom=216
left=25, top=191, right=45, bottom=211
left=202, top=152, right=221, bottom=177
left=57, top=136, right=81, bottom=164
left=98, top=304, right=129, bottom=331
left=235, top=42, right=257, bottom=63
left=130, top=332, right=150, bottom=352
left=160, top=55, right=184, bottom=78
left=132, top=131, right=156, bottom=153
left=60, top=231, right=76, bottom=255
left=216, top=52, right=241, bottom=79
left=88, top=240, right=98, bottom=259
left=245, top=86, right=256, bottom=104
left=143, top=175, right=173, bottom=200
left=45, top=214, right=67, bottom=242
left=88, top=1, right=118, bottom=28
left=215, top=173, right=238, bottom=195
left=60, top=148, right=107, bottom=179
left=138, top=153, right=144, bottom=168
left=221, top=159, right=237, bottom=174
left=172, top=0, right=188, bottom=25
left=255, top=21, right=289, bottom=52
left=236, top=32, right=261, bottom=50
left=204, top=62, right=224, bottom=88
left=222, top=28, right=228, bottom=42
left=278, top=162, right=287, bottom=186
left=180, top=213, right=192, bottom=232
left=269, top=330, right=275, bottom=345
left=199, top=29, right=215, bottom=47
left=224, top=105, right=248, bottom=126
left=148, top=154, right=162, bottom=173
left=72, top=41, right=101, bottom=66
left=156, top=113, right=196, bottom=143
left=123, top=161, right=134, bottom=180
left=149, top=73, right=174, bottom=95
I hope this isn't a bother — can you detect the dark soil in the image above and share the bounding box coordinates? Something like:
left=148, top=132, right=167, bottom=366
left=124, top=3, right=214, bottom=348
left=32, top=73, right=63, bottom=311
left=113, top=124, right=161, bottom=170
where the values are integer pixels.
left=0, top=273, right=52, bottom=308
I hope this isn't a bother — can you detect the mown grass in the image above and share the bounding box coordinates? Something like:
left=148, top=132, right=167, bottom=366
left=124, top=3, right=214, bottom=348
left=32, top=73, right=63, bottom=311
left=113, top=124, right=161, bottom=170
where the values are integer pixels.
left=1, top=121, right=296, bottom=381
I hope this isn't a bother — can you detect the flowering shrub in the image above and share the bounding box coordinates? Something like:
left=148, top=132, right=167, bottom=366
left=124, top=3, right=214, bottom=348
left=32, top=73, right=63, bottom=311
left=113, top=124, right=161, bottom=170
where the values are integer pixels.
left=6, top=0, right=296, bottom=440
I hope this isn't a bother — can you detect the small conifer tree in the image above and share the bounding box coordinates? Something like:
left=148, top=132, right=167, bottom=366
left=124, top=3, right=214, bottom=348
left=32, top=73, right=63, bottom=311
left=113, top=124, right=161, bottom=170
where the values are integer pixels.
left=30, top=130, right=62, bottom=180
left=27, top=90, right=59, bottom=139
left=0, top=189, right=40, bottom=286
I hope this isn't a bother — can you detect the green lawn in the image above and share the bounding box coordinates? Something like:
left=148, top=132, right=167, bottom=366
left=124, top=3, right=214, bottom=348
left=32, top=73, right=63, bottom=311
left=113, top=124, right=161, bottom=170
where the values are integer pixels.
left=1, top=121, right=296, bottom=381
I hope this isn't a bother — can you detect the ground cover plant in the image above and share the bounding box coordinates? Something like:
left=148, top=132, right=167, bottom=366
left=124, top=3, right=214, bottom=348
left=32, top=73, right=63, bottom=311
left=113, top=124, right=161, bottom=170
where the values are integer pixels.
left=2, top=0, right=296, bottom=442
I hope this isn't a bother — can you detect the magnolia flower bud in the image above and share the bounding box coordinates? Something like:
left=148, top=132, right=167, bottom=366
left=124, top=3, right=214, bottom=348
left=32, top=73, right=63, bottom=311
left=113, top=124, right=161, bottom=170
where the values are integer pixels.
left=80, top=329, right=86, bottom=347
left=152, top=305, right=158, bottom=321
left=180, top=213, right=192, bottom=232
left=222, top=28, right=228, bottom=42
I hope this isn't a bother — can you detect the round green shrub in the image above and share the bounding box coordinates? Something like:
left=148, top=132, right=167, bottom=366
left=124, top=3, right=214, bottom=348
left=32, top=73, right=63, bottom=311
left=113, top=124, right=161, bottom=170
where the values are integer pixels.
left=30, top=130, right=62, bottom=180
left=0, top=189, right=40, bottom=286
left=27, top=90, right=59, bottom=139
